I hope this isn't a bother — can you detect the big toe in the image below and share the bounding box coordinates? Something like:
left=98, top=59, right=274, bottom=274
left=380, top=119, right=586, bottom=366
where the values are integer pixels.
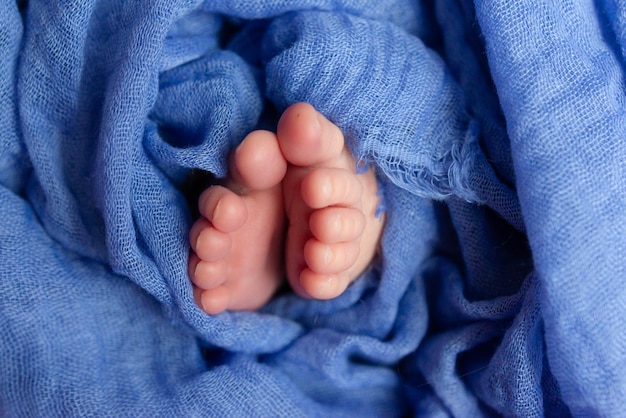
left=232, top=130, right=287, bottom=191
left=277, top=102, right=344, bottom=167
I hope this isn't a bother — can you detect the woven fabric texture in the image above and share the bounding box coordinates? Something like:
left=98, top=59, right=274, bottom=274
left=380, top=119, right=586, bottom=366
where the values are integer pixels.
left=1, top=0, right=624, bottom=416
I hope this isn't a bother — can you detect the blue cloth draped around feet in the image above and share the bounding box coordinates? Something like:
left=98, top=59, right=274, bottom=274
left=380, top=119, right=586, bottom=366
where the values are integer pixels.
left=1, top=0, right=624, bottom=416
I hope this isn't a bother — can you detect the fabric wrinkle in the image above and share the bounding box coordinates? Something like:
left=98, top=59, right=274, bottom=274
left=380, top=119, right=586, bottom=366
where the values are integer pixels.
left=0, top=0, right=622, bottom=416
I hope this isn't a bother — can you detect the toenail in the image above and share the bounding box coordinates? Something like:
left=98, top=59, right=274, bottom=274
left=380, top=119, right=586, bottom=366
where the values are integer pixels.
left=194, top=261, right=203, bottom=281
left=195, top=230, right=208, bottom=253
left=194, top=234, right=202, bottom=255
left=212, top=198, right=222, bottom=221
left=332, top=214, right=342, bottom=233
left=313, top=112, right=322, bottom=134
left=321, top=176, right=332, bottom=199
left=323, top=244, right=333, bottom=264
left=319, top=274, right=335, bottom=294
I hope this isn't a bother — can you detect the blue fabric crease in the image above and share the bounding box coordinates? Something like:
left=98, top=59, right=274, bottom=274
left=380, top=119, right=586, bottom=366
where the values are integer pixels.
left=1, top=0, right=623, bottom=416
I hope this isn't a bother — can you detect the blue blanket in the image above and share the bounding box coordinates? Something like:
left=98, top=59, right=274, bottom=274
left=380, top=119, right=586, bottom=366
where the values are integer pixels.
left=1, top=0, right=624, bottom=415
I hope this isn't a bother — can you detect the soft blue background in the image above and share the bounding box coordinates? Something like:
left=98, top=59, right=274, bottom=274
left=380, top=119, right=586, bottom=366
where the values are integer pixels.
left=1, top=0, right=623, bottom=415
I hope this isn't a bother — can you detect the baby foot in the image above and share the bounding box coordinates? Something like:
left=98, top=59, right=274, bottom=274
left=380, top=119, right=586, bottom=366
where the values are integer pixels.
left=277, top=103, right=385, bottom=300
left=188, top=130, right=287, bottom=315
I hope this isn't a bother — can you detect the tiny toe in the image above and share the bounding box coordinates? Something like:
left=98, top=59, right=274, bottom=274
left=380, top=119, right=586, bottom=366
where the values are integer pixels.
left=309, top=207, right=365, bottom=243
left=198, top=286, right=231, bottom=315
left=299, top=269, right=350, bottom=300
left=232, top=130, right=287, bottom=190
left=304, top=239, right=360, bottom=275
left=190, top=258, right=228, bottom=290
left=301, top=167, right=362, bottom=209
left=192, top=225, right=231, bottom=261
left=189, top=217, right=210, bottom=252
left=277, top=102, right=344, bottom=167
left=188, top=252, right=202, bottom=283
left=199, top=186, right=247, bottom=233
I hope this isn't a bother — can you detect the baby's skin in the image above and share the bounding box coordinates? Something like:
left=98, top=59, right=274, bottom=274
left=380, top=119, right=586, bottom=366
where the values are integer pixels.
left=188, top=103, right=384, bottom=314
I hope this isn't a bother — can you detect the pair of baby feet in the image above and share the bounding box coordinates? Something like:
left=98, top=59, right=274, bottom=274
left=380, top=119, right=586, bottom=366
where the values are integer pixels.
left=188, top=103, right=384, bottom=314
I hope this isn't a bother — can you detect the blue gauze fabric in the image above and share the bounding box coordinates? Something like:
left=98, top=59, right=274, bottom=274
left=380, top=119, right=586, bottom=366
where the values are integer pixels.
left=0, top=0, right=624, bottom=416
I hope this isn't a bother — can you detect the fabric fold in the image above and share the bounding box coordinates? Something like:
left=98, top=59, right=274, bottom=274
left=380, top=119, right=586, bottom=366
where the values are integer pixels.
left=477, top=0, right=626, bottom=415
left=263, top=10, right=522, bottom=231
left=1, top=0, right=623, bottom=415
